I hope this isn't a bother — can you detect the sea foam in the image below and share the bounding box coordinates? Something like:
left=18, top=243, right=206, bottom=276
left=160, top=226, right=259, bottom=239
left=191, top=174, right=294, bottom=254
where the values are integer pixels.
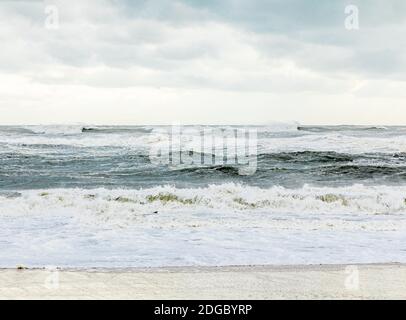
left=1, top=183, right=406, bottom=230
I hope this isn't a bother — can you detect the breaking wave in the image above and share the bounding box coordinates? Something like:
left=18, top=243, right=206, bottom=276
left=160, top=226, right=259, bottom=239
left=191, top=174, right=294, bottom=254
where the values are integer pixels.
left=22, top=125, right=87, bottom=135
left=2, top=184, right=406, bottom=222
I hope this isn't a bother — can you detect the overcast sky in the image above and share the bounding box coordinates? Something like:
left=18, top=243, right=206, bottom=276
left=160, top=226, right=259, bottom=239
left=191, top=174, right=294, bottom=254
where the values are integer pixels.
left=0, top=0, right=405, bottom=125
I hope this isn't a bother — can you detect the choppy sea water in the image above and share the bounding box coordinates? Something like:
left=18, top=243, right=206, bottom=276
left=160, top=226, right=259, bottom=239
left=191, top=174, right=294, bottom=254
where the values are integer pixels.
left=1, top=124, right=406, bottom=268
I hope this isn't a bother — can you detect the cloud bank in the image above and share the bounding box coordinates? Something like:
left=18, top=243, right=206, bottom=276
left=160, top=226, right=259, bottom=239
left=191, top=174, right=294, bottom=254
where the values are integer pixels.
left=0, top=0, right=405, bottom=124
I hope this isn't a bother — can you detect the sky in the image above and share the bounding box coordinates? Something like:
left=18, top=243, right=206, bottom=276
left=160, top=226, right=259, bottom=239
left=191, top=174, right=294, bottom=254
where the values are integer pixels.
left=0, top=0, right=405, bottom=125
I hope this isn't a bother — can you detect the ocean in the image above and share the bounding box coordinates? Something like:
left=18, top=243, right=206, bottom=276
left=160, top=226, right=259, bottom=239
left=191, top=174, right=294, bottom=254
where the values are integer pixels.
left=0, top=124, right=405, bottom=268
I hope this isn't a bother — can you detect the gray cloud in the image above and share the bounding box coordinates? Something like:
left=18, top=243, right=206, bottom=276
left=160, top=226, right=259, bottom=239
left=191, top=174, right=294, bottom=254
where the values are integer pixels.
left=0, top=0, right=405, bottom=92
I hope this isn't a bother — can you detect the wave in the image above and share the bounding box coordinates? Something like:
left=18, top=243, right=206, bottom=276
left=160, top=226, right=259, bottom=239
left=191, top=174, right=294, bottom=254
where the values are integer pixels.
left=2, top=184, right=406, bottom=223
left=258, top=151, right=356, bottom=163
left=258, top=121, right=299, bottom=132
left=0, top=133, right=158, bottom=148
left=22, top=125, right=87, bottom=135
left=13, top=123, right=300, bottom=135
left=321, top=164, right=405, bottom=176
left=0, top=125, right=406, bottom=156
left=17, top=125, right=153, bottom=135
left=81, top=126, right=154, bottom=134
left=259, top=134, right=406, bottom=154
left=2, top=124, right=403, bottom=137
left=17, top=123, right=299, bottom=136
left=2, top=183, right=405, bottom=268
left=298, top=125, right=390, bottom=132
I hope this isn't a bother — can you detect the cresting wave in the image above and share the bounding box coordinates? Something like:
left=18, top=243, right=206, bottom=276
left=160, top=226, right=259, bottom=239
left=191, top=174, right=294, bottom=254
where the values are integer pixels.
left=1, top=134, right=405, bottom=155
left=2, top=183, right=406, bottom=219
left=14, top=122, right=299, bottom=135
left=13, top=123, right=401, bottom=135
left=0, top=123, right=403, bottom=138
left=22, top=125, right=87, bottom=135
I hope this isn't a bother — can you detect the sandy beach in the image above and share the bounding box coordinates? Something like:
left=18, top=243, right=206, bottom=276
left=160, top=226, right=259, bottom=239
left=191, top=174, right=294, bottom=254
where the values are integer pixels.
left=1, top=264, right=405, bottom=300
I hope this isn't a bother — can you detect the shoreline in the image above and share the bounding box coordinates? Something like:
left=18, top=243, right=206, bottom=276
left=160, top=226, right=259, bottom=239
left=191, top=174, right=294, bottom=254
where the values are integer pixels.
left=1, top=263, right=406, bottom=299
left=2, top=262, right=404, bottom=272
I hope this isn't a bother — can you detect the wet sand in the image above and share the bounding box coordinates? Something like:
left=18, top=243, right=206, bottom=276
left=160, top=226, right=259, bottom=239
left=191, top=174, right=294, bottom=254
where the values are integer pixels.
left=1, top=264, right=405, bottom=299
